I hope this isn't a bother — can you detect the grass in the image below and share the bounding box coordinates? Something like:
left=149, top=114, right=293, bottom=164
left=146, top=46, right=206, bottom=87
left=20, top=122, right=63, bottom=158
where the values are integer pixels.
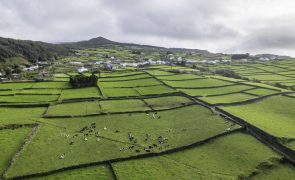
left=45, top=101, right=101, bottom=116
left=99, top=78, right=162, bottom=88
left=101, top=87, right=139, bottom=97
left=99, top=73, right=151, bottom=81
left=244, top=88, right=279, bottom=96
left=99, top=71, right=144, bottom=78
left=179, top=85, right=253, bottom=97
left=0, top=128, right=32, bottom=176
left=100, top=99, right=151, bottom=113
left=18, top=89, right=61, bottom=95
left=32, top=82, right=71, bottom=89
left=144, top=96, right=193, bottom=110
left=251, top=163, right=295, bottom=180
left=0, top=107, right=46, bottom=125
left=0, top=95, right=59, bottom=103
left=59, top=87, right=101, bottom=100
left=241, top=81, right=289, bottom=92
left=221, top=96, right=295, bottom=149
left=244, top=74, right=294, bottom=81
left=0, top=82, right=35, bottom=90
left=145, top=70, right=176, bottom=76
left=136, top=85, right=176, bottom=95
left=157, top=74, right=204, bottom=80
left=163, top=78, right=233, bottom=88
left=6, top=105, right=239, bottom=177
left=0, top=90, right=17, bottom=95
left=199, top=93, right=256, bottom=105
left=31, top=164, right=114, bottom=180
left=112, top=132, right=283, bottom=179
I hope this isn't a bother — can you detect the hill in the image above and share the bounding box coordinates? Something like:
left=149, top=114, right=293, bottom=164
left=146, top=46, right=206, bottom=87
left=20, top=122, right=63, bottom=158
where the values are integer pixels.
left=0, top=37, right=68, bottom=63
left=60, top=36, right=210, bottom=54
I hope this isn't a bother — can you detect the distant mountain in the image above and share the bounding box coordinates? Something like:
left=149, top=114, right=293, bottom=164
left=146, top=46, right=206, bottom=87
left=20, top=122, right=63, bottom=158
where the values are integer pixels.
left=0, top=37, right=68, bottom=63
left=60, top=36, right=210, bottom=54
left=60, top=36, right=119, bottom=48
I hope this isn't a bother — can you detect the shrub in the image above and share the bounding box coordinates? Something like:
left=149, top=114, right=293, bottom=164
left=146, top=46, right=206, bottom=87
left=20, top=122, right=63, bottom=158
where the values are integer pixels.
left=69, top=73, right=98, bottom=88
left=215, top=69, right=241, bottom=79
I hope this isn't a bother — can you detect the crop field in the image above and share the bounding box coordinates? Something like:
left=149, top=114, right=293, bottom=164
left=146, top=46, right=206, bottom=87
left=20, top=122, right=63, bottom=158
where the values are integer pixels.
left=0, top=66, right=294, bottom=179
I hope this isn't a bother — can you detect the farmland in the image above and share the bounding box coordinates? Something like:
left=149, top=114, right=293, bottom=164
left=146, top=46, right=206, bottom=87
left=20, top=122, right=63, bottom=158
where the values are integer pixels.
left=0, top=61, right=295, bottom=179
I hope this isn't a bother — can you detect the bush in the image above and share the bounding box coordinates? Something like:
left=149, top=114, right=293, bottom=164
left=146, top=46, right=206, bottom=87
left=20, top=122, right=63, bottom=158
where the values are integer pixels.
left=69, top=73, right=98, bottom=88
left=215, top=69, right=241, bottom=79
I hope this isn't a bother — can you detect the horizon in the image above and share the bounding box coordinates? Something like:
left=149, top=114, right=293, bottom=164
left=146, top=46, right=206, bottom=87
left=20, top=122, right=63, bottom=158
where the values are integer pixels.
left=1, top=0, right=295, bottom=56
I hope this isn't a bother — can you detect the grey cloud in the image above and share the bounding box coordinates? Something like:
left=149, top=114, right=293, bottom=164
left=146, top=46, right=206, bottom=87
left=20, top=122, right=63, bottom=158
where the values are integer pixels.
left=0, top=0, right=295, bottom=56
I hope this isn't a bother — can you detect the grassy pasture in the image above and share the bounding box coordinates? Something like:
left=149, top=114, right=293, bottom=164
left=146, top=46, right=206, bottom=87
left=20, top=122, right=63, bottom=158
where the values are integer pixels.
left=156, top=74, right=204, bottom=80
left=4, top=124, right=138, bottom=178
left=30, top=164, right=114, bottom=180
left=18, top=89, right=61, bottom=95
left=113, top=132, right=284, bottom=179
left=99, top=78, right=162, bottom=88
left=199, top=93, right=256, bottom=105
left=241, top=81, right=288, bottom=92
left=99, top=71, right=144, bottom=78
left=53, top=73, right=70, bottom=78
left=6, top=105, right=239, bottom=177
left=144, top=96, right=193, bottom=110
left=244, top=88, right=279, bottom=96
left=0, top=83, right=35, bottom=90
left=221, top=96, right=295, bottom=149
left=136, top=85, right=176, bottom=95
left=163, top=78, right=234, bottom=88
left=59, top=87, right=101, bottom=100
left=0, top=107, right=46, bottom=125
left=99, top=73, right=151, bottom=81
left=145, top=70, right=176, bottom=76
left=45, top=101, right=101, bottom=116
left=179, top=85, right=253, bottom=97
left=0, top=90, right=17, bottom=95
left=0, top=128, right=32, bottom=175
left=244, top=74, right=294, bottom=81
left=32, top=82, right=71, bottom=89
left=101, top=87, right=140, bottom=97
left=100, top=99, right=151, bottom=113
left=0, top=94, right=59, bottom=103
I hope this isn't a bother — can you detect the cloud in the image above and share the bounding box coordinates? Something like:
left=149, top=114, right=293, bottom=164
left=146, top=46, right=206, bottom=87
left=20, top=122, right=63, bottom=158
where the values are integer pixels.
left=0, top=0, right=295, bottom=56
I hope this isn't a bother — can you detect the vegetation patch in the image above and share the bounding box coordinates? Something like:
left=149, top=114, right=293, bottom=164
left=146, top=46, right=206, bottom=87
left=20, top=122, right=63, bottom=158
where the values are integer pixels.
left=113, top=133, right=284, bottom=179
left=163, top=78, right=234, bottom=88
left=221, top=96, right=295, bottom=150
left=199, top=93, right=256, bottom=105
left=144, top=96, right=193, bottom=110
left=0, top=128, right=32, bottom=176
left=60, top=87, right=101, bottom=100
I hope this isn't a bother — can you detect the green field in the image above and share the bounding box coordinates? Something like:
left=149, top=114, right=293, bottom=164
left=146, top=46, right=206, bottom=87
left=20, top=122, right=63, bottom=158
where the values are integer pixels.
left=199, top=93, right=256, bottom=105
left=163, top=78, right=234, bottom=88
left=0, top=61, right=294, bottom=179
left=0, top=128, right=32, bottom=175
left=179, top=84, right=253, bottom=97
left=59, top=87, right=101, bottom=100
left=113, top=132, right=289, bottom=179
left=222, top=96, right=295, bottom=150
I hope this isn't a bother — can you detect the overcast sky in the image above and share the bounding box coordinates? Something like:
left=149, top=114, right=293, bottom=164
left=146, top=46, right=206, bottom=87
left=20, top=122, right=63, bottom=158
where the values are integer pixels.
left=1, top=0, right=295, bottom=56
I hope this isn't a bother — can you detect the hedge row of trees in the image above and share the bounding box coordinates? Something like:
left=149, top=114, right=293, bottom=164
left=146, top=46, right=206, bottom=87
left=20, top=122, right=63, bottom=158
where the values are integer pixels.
left=69, top=74, right=98, bottom=88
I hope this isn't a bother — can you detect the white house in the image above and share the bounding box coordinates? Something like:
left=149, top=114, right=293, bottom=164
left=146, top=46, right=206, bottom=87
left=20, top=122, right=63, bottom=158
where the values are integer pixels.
left=77, top=67, right=88, bottom=73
